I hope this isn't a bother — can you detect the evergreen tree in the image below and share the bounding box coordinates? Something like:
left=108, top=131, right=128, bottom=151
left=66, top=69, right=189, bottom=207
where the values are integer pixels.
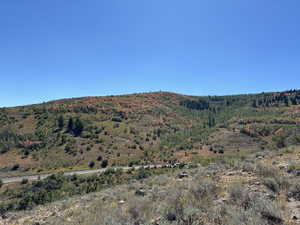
left=67, top=118, right=74, bottom=133
left=57, top=115, right=64, bottom=130
left=252, top=100, right=258, bottom=108
left=89, top=161, right=95, bottom=168
left=284, top=96, right=291, bottom=107
left=101, top=159, right=108, bottom=168
left=291, top=97, right=298, bottom=105
left=208, top=113, right=215, bottom=128
left=74, top=118, right=84, bottom=136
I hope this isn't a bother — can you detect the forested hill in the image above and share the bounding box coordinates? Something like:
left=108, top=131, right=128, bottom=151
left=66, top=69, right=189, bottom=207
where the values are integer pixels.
left=1, top=90, right=300, bottom=176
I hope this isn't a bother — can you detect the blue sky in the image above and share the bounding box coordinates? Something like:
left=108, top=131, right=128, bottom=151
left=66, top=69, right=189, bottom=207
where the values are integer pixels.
left=1, top=0, right=300, bottom=107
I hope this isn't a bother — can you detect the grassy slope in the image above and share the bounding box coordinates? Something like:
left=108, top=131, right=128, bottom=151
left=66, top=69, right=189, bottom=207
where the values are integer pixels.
left=3, top=146, right=300, bottom=225
left=0, top=91, right=300, bottom=177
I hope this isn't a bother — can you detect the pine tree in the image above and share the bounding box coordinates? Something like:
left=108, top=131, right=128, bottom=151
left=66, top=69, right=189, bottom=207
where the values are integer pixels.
left=101, top=159, right=108, bottom=168
left=74, top=118, right=84, bottom=136
left=252, top=100, right=258, bottom=108
left=291, top=97, right=298, bottom=105
left=208, top=113, right=215, bottom=127
left=57, top=115, right=64, bottom=130
left=284, top=96, right=291, bottom=107
left=67, top=118, right=74, bottom=133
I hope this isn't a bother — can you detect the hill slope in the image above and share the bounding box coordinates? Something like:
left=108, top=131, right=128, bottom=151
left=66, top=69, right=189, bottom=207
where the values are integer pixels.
left=1, top=90, right=300, bottom=176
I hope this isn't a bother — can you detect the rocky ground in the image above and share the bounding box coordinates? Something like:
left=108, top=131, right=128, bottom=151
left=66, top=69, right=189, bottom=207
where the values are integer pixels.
left=2, top=147, right=300, bottom=225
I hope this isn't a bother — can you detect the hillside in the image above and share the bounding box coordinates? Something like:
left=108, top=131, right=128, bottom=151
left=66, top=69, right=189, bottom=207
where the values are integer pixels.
left=1, top=90, right=300, bottom=177
left=3, top=147, right=300, bottom=225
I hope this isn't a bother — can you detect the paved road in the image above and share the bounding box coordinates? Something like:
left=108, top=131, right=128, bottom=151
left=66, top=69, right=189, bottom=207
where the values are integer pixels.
left=1, top=165, right=161, bottom=184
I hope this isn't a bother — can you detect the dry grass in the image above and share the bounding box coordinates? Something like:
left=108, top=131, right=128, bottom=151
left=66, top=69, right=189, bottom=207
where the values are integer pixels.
left=3, top=148, right=300, bottom=225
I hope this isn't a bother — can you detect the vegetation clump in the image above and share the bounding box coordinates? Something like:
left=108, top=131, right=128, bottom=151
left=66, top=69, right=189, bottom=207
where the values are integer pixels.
left=0, top=167, right=175, bottom=215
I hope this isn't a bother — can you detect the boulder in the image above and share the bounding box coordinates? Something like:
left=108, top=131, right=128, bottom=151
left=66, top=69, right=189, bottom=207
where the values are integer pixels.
left=136, top=188, right=146, bottom=196
left=278, top=164, right=288, bottom=170
left=178, top=171, right=188, bottom=179
left=118, top=200, right=126, bottom=204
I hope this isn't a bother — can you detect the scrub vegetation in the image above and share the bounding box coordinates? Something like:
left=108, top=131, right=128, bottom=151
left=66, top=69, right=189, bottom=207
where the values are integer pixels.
left=1, top=90, right=300, bottom=177
left=1, top=90, right=300, bottom=224
left=2, top=147, right=300, bottom=225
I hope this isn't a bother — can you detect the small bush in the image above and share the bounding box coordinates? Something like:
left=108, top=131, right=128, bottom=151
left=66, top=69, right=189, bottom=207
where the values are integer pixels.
left=103, top=168, right=116, bottom=175
left=229, top=186, right=283, bottom=224
left=89, top=161, right=95, bottom=168
left=127, top=198, right=150, bottom=224
left=262, top=177, right=279, bottom=193
left=0, top=204, right=8, bottom=216
left=240, top=162, right=255, bottom=173
left=254, top=199, right=283, bottom=224
left=276, top=175, right=290, bottom=191
left=101, top=160, right=108, bottom=168
left=288, top=181, right=300, bottom=200
left=256, top=163, right=278, bottom=178
left=0, top=179, right=3, bottom=188
left=287, top=163, right=300, bottom=174
left=136, top=167, right=151, bottom=180
left=272, top=135, right=286, bottom=148
left=189, top=179, right=218, bottom=201
left=111, top=118, right=122, bottom=122
left=11, top=164, right=20, bottom=171
left=164, top=190, right=185, bottom=222
left=228, top=184, right=253, bottom=209
left=165, top=211, right=177, bottom=221
left=21, top=178, right=28, bottom=185
left=226, top=206, right=266, bottom=225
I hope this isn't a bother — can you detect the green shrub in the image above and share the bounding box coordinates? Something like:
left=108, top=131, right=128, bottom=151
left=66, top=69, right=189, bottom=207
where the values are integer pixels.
left=11, top=164, right=20, bottom=171
left=276, top=176, right=290, bottom=191
left=226, top=206, right=265, bottom=225
left=287, top=163, right=300, bottom=173
left=0, top=129, right=23, bottom=154
left=240, top=162, right=255, bottom=173
left=228, top=184, right=252, bottom=209
left=256, top=163, right=278, bottom=178
left=111, top=118, right=122, bottom=122
left=229, top=184, right=244, bottom=203
left=101, top=160, right=108, bottom=168
left=262, top=177, right=279, bottom=193
left=272, top=135, right=286, bottom=148
left=0, top=204, right=8, bottom=216
left=254, top=199, right=283, bottom=224
left=89, top=161, right=95, bottom=168
left=189, top=179, right=217, bottom=201
left=136, top=167, right=151, bottom=180
left=288, top=181, right=300, bottom=201
left=21, top=178, right=28, bottom=185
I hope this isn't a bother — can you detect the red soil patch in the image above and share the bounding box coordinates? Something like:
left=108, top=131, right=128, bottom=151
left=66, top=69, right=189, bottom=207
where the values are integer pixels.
left=175, top=146, right=213, bottom=162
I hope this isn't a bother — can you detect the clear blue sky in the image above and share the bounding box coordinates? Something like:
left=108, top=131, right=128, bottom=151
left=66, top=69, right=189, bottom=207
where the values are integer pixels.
left=1, top=0, right=300, bottom=107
